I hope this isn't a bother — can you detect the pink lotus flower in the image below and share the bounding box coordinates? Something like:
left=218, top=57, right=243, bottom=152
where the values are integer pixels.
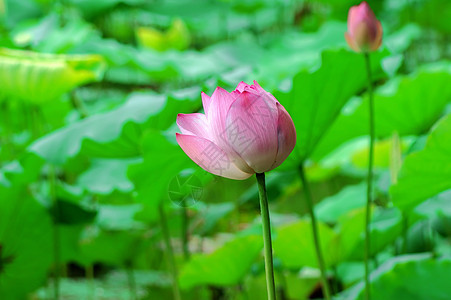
left=345, top=1, right=383, bottom=53
left=176, top=81, right=296, bottom=180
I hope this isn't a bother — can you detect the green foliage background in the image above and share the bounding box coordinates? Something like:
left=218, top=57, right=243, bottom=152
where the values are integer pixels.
left=0, top=0, right=450, bottom=299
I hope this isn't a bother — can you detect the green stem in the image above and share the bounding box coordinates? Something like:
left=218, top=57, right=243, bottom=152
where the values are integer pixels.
left=70, top=90, right=89, bottom=119
left=32, top=106, right=60, bottom=299
left=126, top=262, right=137, bottom=300
left=364, top=52, right=375, bottom=300
left=52, top=225, right=60, bottom=300
left=30, top=105, right=42, bottom=139
left=0, top=101, right=14, bottom=160
left=85, top=264, right=94, bottom=300
left=332, top=266, right=339, bottom=295
left=402, top=212, right=409, bottom=254
left=49, top=166, right=60, bottom=300
left=298, top=164, right=331, bottom=300
left=159, top=204, right=181, bottom=300
left=74, top=89, right=92, bottom=299
left=181, top=205, right=190, bottom=261
left=255, top=172, right=276, bottom=300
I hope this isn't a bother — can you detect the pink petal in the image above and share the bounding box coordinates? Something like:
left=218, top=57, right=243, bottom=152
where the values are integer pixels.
left=201, top=92, right=211, bottom=115
left=232, top=81, right=259, bottom=98
left=230, top=90, right=241, bottom=99
left=252, top=80, right=265, bottom=92
left=350, top=2, right=375, bottom=34
left=207, top=87, right=239, bottom=146
left=235, top=81, right=251, bottom=93
left=253, top=80, right=279, bottom=103
left=360, top=2, right=376, bottom=20
left=271, top=102, right=296, bottom=169
left=207, top=87, right=235, bottom=137
left=347, top=5, right=360, bottom=36
left=370, top=21, right=383, bottom=51
left=205, top=87, right=255, bottom=174
left=176, top=133, right=253, bottom=180
left=225, top=91, right=279, bottom=173
left=347, top=1, right=381, bottom=52
left=345, top=31, right=360, bottom=52
left=353, top=22, right=374, bottom=51
left=177, top=113, right=210, bottom=139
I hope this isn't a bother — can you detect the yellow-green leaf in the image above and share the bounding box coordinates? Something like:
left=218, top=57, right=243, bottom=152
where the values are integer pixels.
left=0, top=48, right=106, bottom=103
left=136, top=19, right=190, bottom=52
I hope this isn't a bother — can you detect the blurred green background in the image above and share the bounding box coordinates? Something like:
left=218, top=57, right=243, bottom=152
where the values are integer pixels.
left=0, top=0, right=450, bottom=299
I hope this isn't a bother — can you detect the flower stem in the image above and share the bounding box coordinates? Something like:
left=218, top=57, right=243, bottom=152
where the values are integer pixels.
left=298, top=163, right=331, bottom=300
left=255, top=172, right=276, bottom=300
left=70, top=90, right=89, bottom=119
left=402, top=212, right=409, bottom=254
left=126, top=261, right=137, bottom=300
left=181, top=205, right=190, bottom=261
left=364, top=52, right=375, bottom=300
left=158, top=203, right=181, bottom=300
left=0, top=101, right=15, bottom=160
left=85, top=264, right=94, bottom=300
left=49, top=166, right=60, bottom=300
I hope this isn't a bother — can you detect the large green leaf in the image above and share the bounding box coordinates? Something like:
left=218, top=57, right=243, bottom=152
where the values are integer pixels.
left=275, top=48, right=389, bottom=164
left=415, top=191, right=451, bottom=220
left=391, top=114, right=451, bottom=211
left=2, top=0, right=44, bottom=28
left=77, top=158, right=140, bottom=195
left=96, top=204, right=146, bottom=231
left=127, top=130, right=194, bottom=216
left=403, top=0, right=451, bottom=33
left=313, top=67, right=451, bottom=160
left=315, top=183, right=366, bottom=224
left=35, top=270, right=173, bottom=300
left=330, top=209, right=400, bottom=280
left=347, top=207, right=403, bottom=258
left=344, top=254, right=451, bottom=300
left=273, top=206, right=400, bottom=270
left=273, top=219, right=337, bottom=269
left=179, top=234, right=263, bottom=289
left=79, top=227, right=144, bottom=266
left=21, top=16, right=97, bottom=54
left=50, top=199, right=97, bottom=225
left=142, top=0, right=296, bottom=41
left=55, top=224, right=88, bottom=265
left=249, top=22, right=350, bottom=90
left=194, top=202, right=235, bottom=235
left=68, top=0, right=146, bottom=19
left=384, top=24, right=422, bottom=54
left=73, top=36, right=232, bottom=84
left=28, top=87, right=200, bottom=164
left=0, top=47, right=105, bottom=103
left=0, top=192, right=52, bottom=298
